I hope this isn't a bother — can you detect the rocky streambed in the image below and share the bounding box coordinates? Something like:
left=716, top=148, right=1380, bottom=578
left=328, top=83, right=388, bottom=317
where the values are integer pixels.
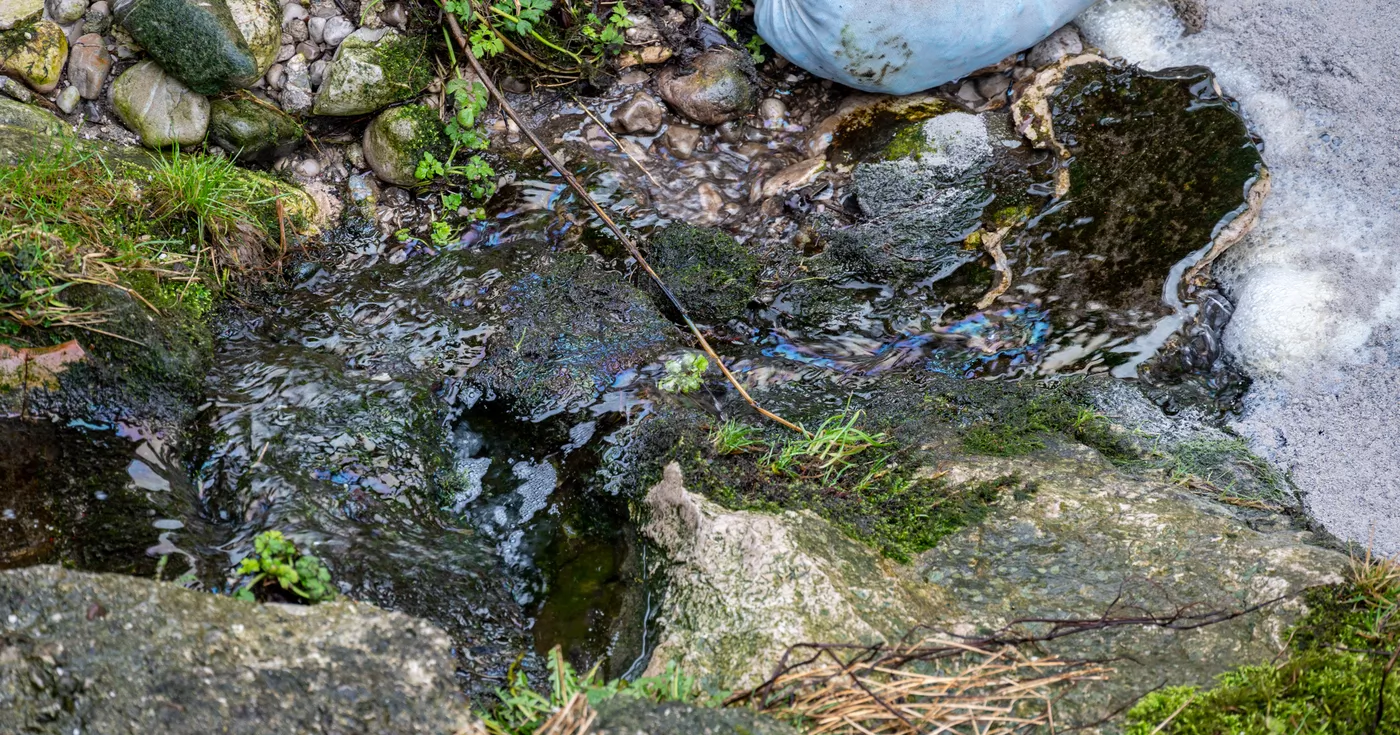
left=0, top=0, right=1372, bottom=732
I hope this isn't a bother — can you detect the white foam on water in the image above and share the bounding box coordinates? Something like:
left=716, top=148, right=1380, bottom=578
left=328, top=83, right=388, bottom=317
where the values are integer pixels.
left=1076, top=0, right=1400, bottom=551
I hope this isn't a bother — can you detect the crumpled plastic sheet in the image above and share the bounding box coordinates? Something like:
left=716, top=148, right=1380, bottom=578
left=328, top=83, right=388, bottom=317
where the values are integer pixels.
left=755, top=0, right=1097, bottom=93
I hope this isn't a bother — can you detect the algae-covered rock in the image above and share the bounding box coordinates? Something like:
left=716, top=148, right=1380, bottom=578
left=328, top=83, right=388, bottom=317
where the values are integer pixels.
left=313, top=27, right=431, bottom=116
left=0, top=0, right=40, bottom=30
left=644, top=223, right=759, bottom=325
left=110, top=60, right=209, bottom=147
left=112, top=0, right=257, bottom=94
left=643, top=442, right=1345, bottom=724
left=656, top=46, right=758, bottom=126
left=363, top=103, right=445, bottom=186
left=0, top=95, right=64, bottom=134
left=469, top=251, right=677, bottom=420
left=0, top=18, right=67, bottom=93
left=591, top=697, right=801, bottom=735
left=0, top=565, right=482, bottom=734
left=209, top=96, right=303, bottom=160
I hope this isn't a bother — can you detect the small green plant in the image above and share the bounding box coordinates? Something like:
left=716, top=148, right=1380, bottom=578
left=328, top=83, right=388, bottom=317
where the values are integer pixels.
left=579, top=1, right=632, bottom=57
left=1159, top=437, right=1290, bottom=507
left=478, top=647, right=716, bottom=734
left=232, top=530, right=335, bottom=604
left=658, top=352, right=709, bottom=394
left=770, top=408, right=892, bottom=483
left=712, top=420, right=767, bottom=455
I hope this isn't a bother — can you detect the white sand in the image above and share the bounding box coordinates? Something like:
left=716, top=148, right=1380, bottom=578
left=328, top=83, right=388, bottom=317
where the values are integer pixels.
left=1077, top=0, right=1400, bottom=552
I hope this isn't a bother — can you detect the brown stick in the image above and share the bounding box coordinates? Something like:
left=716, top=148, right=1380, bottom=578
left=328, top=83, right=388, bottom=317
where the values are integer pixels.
left=443, top=13, right=808, bottom=436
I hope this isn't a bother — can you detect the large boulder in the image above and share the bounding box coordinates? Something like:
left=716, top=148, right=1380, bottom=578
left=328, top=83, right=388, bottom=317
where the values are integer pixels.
left=754, top=0, right=1097, bottom=93
left=225, top=0, right=279, bottom=84
left=0, top=95, right=64, bottom=134
left=111, top=0, right=257, bottom=94
left=109, top=60, right=209, bottom=147
left=0, top=565, right=483, bottom=734
left=642, top=445, right=1346, bottom=724
left=362, top=103, right=445, bottom=186
left=0, top=19, right=67, bottom=93
left=313, top=27, right=432, bottom=116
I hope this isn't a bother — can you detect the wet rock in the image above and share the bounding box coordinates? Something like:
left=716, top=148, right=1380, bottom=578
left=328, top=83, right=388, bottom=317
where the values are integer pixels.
left=1025, top=24, right=1083, bottom=68
left=0, top=19, right=67, bottom=93
left=226, top=0, right=280, bottom=84
left=662, top=123, right=701, bottom=158
left=362, top=103, right=445, bottom=186
left=612, top=91, right=663, bottom=135
left=641, top=462, right=944, bottom=690
left=0, top=0, right=40, bottom=29
left=313, top=27, right=430, bottom=116
left=1170, top=0, right=1207, bottom=34
left=644, top=434, right=1346, bottom=723
left=656, top=46, right=758, bottom=126
left=757, top=96, right=785, bottom=127
left=46, top=0, right=86, bottom=24
left=53, top=83, right=78, bottom=112
left=280, top=51, right=312, bottom=114
left=79, top=0, right=107, bottom=32
left=591, top=697, right=800, bottom=735
left=380, top=1, right=405, bottom=28
left=0, top=565, right=484, bottom=734
left=469, top=252, right=675, bottom=420
left=974, top=72, right=1010, bottom=100
left=109, top=60, right=209, bottom=147
left=209, top=96, right=303, bottom=160
left=112, top=0, right=258, bottom=94
left=757, top=157, right=825, bottom=199
left=644, top=223, right=759, bottom=325
left=66, top=32, right=110, bottom=99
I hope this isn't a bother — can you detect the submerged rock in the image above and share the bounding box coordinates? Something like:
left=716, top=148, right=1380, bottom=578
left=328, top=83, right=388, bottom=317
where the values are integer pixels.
left=112, top=0, right=258, bottom=94
left=109, top=59, right=209, bottom=147
left=0, top=565, right=482, bottom=734
left=0, top=19, right=67, bottom=93
left=209, top=95, right=302, bottom=160
left=644, top=223, right=760, bottom=325
left=313, top=27, right=431, bottom=116
left=363, top=103, right=446, bottom=186
left=656, top=46, right=758, bottom=126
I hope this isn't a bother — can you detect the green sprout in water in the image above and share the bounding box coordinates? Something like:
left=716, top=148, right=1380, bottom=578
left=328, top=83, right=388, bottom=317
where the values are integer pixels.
left=658, top=352, right=709, bottom=394
left=232, top=530, right=335, bottom=604
left=712, top=420, right=767, bottom=455
left=770, top=408, right=892, bottom=483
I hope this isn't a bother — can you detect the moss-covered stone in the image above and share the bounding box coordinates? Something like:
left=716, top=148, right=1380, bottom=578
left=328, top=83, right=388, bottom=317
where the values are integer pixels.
left=0, top=565, right=483, bottom=734
left=313, top=27, right=432, bottom=116
left=209, top=96, right=303, bottom=161
left=362, top=103, right=446, bottom=186
left=591, top=697, right=801, bottom=735
left=224, top=0, right=278, bottom=84
left=0, top=95, right=65, bottom=134
left=644, top=223, right=759, bottom=325
left=112, top=0, right=257, bottom=95
left=655, top=46, right=758, bottom=126
left=0, top=18, right=66, bottom=93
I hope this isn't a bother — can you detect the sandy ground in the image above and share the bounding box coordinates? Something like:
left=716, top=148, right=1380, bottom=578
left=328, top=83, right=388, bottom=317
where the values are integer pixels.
left=1077, top=0, right=1400, bottom=552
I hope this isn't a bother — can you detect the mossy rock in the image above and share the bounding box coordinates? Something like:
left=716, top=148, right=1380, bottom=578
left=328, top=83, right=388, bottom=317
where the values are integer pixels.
left=591, top=698, right=801, bottom=735
left=209, top=96, right=303, bottom=161
left=0, top=95, right=65, bottom=134
left=362, top=103, right=446, bottom=186
left=313, top=27, right=432, bottom=116
left=112, top=0, right=257, bottom=95
left=0, top=18, right=67, bottom=93
left=644, top=223, right=759, bottom=325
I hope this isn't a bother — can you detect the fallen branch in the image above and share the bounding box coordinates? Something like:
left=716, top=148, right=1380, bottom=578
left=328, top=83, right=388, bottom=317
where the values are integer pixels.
left=443, top=13, right=808, bottom=437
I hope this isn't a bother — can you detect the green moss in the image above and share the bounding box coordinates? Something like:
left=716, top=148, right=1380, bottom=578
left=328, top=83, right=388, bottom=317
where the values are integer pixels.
left=673, top=417, right=1021, bottom=563
left=644, top=224, right=760, bottom=325
left=880, top=122, right=933, bottom=160
left=1158, top=437, right=1292, bottom=507
left=111, top=0, right=257, bottom=94
left=953, top=381, right=1135, bottom=462
left=1124, top=577, right=1400, bottom=734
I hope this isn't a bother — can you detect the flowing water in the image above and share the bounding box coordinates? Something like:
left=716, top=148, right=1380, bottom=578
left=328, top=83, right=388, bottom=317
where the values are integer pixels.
left=0, top=22, right=1284, bottom=689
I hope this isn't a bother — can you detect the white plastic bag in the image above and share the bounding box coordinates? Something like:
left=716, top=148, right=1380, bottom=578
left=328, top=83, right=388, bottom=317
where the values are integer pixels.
left=755, top=0, right=1097, bottom=94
